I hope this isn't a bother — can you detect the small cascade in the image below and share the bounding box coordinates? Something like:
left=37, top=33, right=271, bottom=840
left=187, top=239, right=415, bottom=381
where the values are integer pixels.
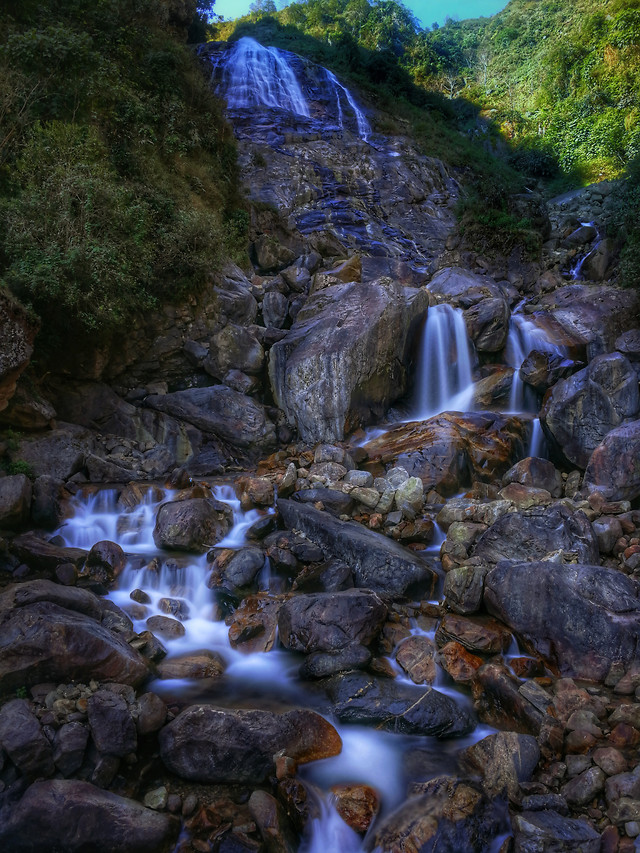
left=320, top=66, right=371, bottom=141
left=413, top=303, right=475, bottom=419
left=505, top=313, right=566, bottom=413
left=568, top=221, right=599, bottom=280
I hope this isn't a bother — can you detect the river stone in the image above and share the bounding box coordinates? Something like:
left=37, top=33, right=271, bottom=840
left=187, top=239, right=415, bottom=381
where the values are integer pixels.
left=395, top=635, right=436, bottom=684
left=277, top=498, right=435, bottom=597
left=53, top=721, right=89, bottom=776
left=541, top=352, right=640, bottom=468
left=503, top=457, right=563, bottom=498
left=584, top=419, right=640, bottom=502
left=0, top=473, right=32, bottom=527
left=512, top=810, right=600, bottom=853
left=248, top=790, right=298, bottom=853
left=0, top=580, right=149, bottom=693
left=219, top=546, right=265, bottom=588
left=87, top=690, right=137, bottom=758
left=463, top=296, right=510, bottom=352
left=471, top=664, right=546, bottom=734
left=443, top=565, right=487, bottom=615
left=462, top=732, right=540, bottom=800
left=472, top=504, right=599, bottom=566
left=300, top=643, right=372, bottom=679
left=484, top=562, right=640, bottom=680
left=320, top=671, right=474, bottom=737
left=278, top=590, right=387, bottom=653
left=156, top=651, right=225, bottom=681
left=144, top=385, right=276, bottom=452
left=520, top=350, right=575, bottom=393
left=86, top=540, right=126, bottom=585
left=153, top=497, right=232, bottom=553
left=159, top=705, right=342, bottom=784
left=269, top=278, right=428, bottom=443
left=0, top=698, right=55, bottom=779
left=370, top=776, right=504, bottom=853
left=0, top=779, right=178, bottom=852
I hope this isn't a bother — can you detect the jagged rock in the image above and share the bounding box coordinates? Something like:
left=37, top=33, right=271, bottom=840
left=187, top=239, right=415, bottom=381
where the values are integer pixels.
left=0, top=381, right=56, bottom=430
left=300, top=643, right=371, bottom=679
left=0, top=474, right=32, bottom=528
left=503, top=457, right=563, bottom=498
left=252, top=234, right=296, bottom=272
left=484, top=562, right=640, bottom=680
left=277, top=498, right=435, bottom=597
left=227, top=594, right=284, bottom=653
left=0, top=580, right=149, bottom=693
left=331, top=784, right=379, bottom=834
left=204, top=324, right=264, bottom=378
left=471, top=664, right=545, bottom=734
left=443, top=565, right=487, bottom=615
left=541, top=352, right=640, bottom=467
left=0, top=698, right=55, bottom=779
left=278, top=590, right=387, bottom=653
left=435, top=613, right=512, bottom=655
left=512, top=810, right=600, bottom=853
left=262, top=291, right=289, bottom=328
left=584, top=419, right=640, bottom=501
left=395, top=635, right=436, bottom=685
left=153, top=497, right=232, bottom=553
left=462, top=732, right=540, bottom=801
left=214, top=264, right=258, bottom=324
left=0, top=779, right=178, bottom=852
left=269, top=278, right=428, bottom=443
left=463, top=296, right=510, bottom=352
left=159, top=705, right=341, bottom=783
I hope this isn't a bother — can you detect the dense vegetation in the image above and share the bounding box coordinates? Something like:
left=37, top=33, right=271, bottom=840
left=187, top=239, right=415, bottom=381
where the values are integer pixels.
left=0, top=0, right=244, bottom=348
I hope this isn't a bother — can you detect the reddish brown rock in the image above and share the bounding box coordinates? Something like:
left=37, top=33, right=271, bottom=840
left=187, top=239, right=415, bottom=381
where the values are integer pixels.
left=331, top=785, right=380, bottom=833
left=156, top=652, right=225, bottom=681
left=395, top=635, right=436, bottom=685
left=435, top=613, right=512, bottom=655
left=437, top=641, right=484, bottom=683
left=227, top=594, right=285, bottom=653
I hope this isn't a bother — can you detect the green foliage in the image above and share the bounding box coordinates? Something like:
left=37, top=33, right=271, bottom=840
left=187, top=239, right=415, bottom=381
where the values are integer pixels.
left=0, top=0, right=244, bottom=350
left=6, top=460, right=35, bottom=479
left=608, top=155, right=640, bottom=287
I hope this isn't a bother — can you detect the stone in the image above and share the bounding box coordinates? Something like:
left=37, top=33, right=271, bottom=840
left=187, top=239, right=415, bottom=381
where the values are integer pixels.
left=85, top=540, right=126, bottom=586
left=471, top=664, right=545, bottom=734
left=561, top=766, right=606, bottom=806
left=156, top=652, right=225, bottom=681
left=269, top=278, right=428, bottom=442
left=463, top=296, right=511, bottom=351
left=292, top=559, right=354, bottom=593
left=463, top=732, right=540, bottom=800
left=31, top=475, right=64, bottom=529
left=144, top=787, right=168, bottom=811
left=394, top=476, right=424, bottom=514
left=227, top=594, right=283, bottom=653
left=593, top=516, right=623, bottom=554
left=343, top=470, right=373, bottom=488
left=248, top=790, right=297, bottom=853
left=262, top=291, right=289, bottom=329
left=300, top=643, right=371, bottom=679
left=159, top=705, right=342, bottom=784
left=0, top=474, right=32, bottom=527
left=53, top=721, right=89, bottom=776
left=541, top=353, right=640, bottom=468
left=436, top=641, right=484, bottom=683
left=0, top=779, right=178, bottom=852
left=331, top=784, right=379, bottom=833
left=277, top=499, right=435, bottom=597
left=592, top=747, right=627, bottom=777
left=218, top=547, right=265, bottom=589
left=87, top=689, right=137, bottom=758
left=443, top=565, right=487, bottom=615
left=584, top=420, right=640, bottom=502
left=395, top=635, right=436, bottom=684
left=520, top=350, right=576, bottom=393
left=512, top=810, right=600, bottom=853
left=0, top=698, right=55, bottom=779
left=503, top=457, right=563, bottom=498
left=435, top=613, right=512, bottom=655
left=153, top=497, right=232, bottom=553
left=12, top=427, right=91, bottom=481
left=252, top=234, right=296, bottom=272
left=485, top=562, right=640, bottom=680
left=278, top=590, right=387, bottom=653
left=205, top=324, right=264, bottom=378
left=146, top=615, right=185, bottom=639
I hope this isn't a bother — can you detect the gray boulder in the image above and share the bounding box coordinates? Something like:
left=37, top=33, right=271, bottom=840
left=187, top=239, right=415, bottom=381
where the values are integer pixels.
left=512, top=810, right=600, bottom=853
left=584, top=419, right=640, bottom=501
left=0, top=699, right=55, bottom=779
left=0, top=474, right=31, bottom=527
left=153, top=497, right=232, bottom=553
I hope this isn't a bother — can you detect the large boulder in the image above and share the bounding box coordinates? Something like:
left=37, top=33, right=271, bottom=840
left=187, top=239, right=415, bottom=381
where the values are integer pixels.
left=541, top=352, right=640, bottom=467
left=159, top=705, right=341, bottom=784
left=269, top=278, right=428, bottom=442
left=0, top=474, right=32, bottom=527
left=153, top=497, right=232, bottom=553
left=0, top=779, right=178, bottom=852
left=0, top=699, right=55, bottom=779
left=0, top=580, right=149, bottom=693
left=472, top=505, right=599, bottom=567
left=512, top=810, right=600, bottom=853
left=484, top=562, right=640, bottom=680
left=144, top=386, right=275, bottom=452
left=584, top=419, right=640, bottom=501
left=278, top=590, right=387, bottom=653
left=277, top=498, right=435, bottom=597
left=204, top=323, right=264, bottom=378
left=502, top=457, right=563, bottom=498
left=364, top=413, right=528, bottom=497
left=463, top=297, right=510, bottom=352
left=11, top=426, right=92, bottom=480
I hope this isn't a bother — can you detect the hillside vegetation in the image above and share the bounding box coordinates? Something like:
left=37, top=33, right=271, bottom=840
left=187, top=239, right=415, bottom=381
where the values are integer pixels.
left=0, top=0, right=245, bottom=349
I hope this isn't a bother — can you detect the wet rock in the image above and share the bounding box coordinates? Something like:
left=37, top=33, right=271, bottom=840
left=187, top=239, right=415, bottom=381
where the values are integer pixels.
left=541, top=352, right=640, bottom=468
left=394, top=476, right=424, bottom=516
left=592, top=516, right=623, bottom=554
left=156, top=652, right=225, bottom=680
left=0, top=580, right=149, bottom=693
left=153, top=497, right=232, bottom=553
left=11, top=531, right=88, bottom=572
left=159, top=705, right=342, bottom=783
left=395, top=635, right=436, bottom=684
left=462, top=732, right=540, bottom=801
left=227, top=594, right=284, bottom=653
left=520, top=350, right=575, bottom=393
left=463, top=296, right=510, bottom=352
left=499, top=483, right=551, bottom=509
left=485, top=562, right=640, bottom=680
left=436, top=641, right=484, bottom=683
left=503, top=457, right=563, bottom=498
left=472, top=504, right=599, bottom=566
left=85, top=540, right=126, bottom=586
left=370, top=776, right=504, bottom=853
left=146, top=614, right=186, bottom=639
left=214, top=546, right=265, bottom=589
left=0, top=474, right=32, bottom=527
left=584, top=419, right=640, bottom=502
left=292, top=559, right=354, bottom=593
left=300, top=643, right=372, bottom=679
left=262, top=292, right=289, bottom=329
left=53, top=721, right=89, bottom=776
left=0, top=698, right=55, bottom=779
left=471, top=664, right=545, bottom=734
left=134, top=693, right=167, bottom=735
left=435, top=613, right=512, bottom=655
left=320, top=671, right=474, bottom=737
left=87, top=690, right=137, bottom=758
left=248, top=790, right=298, bottom=853
left=331, top=784, right=379, bottom=834
left=145, top=386, right=276, bottom=452
left=277, top=499, right=435, bottom=597
left=278, top=589, right=387, bottom=653
left=471, top=368, right=514, bottom=409
left=443, top=565, right=487, bottom=615
left=269, top=278, right=428, bottom=442
left=512, top=810, right=600, bottom=853
left=0, top=779, right=178, bottom=852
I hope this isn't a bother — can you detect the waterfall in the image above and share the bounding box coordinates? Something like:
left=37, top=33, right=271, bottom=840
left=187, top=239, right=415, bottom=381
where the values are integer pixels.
left=413, top=303, right=475, bottom=419
left=568, top=222, right=599, bottom=281
left=505, top=313, right=566, bottom=413
left=207, top=36, right=371, bottom=140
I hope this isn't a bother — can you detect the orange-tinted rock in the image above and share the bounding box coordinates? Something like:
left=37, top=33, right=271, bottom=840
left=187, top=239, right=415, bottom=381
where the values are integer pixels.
left=227, top=594, right=286, bottom=653
left=156, top=652, right=225, bottom=681
left=608, top=723, right=640, bottom=748
left=331, top=785, right=380, bottom=833
left=471, top=368, right=514, bottom=409
left=564, top=729, right=597, bottom=754
left=499, top=483, right=551, bottom=509
left=510, top=657, right=544, bottom=679
left=437, top=641, right=483, bottom=683
left=435, top=613, right=512, bottom=655
left=395, top=635, right=436, bottom=685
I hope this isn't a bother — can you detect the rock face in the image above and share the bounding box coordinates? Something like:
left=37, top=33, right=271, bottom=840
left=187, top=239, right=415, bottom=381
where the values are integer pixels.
left=277, top=498, right=435, bottom=597
left=584, top=419, right=640, bottom=501
left=364, top=412, right=528, bottom=496
left=0, top=289, right=39, bottom=413
left=269, top=278, right=428, bottom=442
left=0, top=779, right=178, bottom=852
left=153, top=497, right=232, bottom=552
left=484, top=562, right=640, bottom=680
left=159, top=705, right=341, bottom=783
left=0, top=581, right=149, bottom=693
left=0, top=474, right=32, bottom=527
left=541, top=352, right=640, bottom=467
left=472, top=505, right=599, bottom=566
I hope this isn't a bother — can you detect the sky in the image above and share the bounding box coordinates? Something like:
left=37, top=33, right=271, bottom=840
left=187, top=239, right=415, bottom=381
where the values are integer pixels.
left=214, top=0, right=510, bottom=28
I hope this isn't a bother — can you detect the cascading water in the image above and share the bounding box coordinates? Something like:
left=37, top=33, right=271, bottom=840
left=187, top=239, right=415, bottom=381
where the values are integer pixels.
left=568, top=222, right=599, bottom=280
left=207, top=36, right=371, bottom=141
left=413, top=303, right=475, bottom=419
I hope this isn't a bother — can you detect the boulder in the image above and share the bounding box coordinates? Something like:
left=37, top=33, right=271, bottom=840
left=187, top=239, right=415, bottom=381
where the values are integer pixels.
left=541, top=352, right=640, bottom=468
left=269, top=278, right=428, bottom=442
left=204, top=324, right=264, bottom=378
left=502, top=457, right=563, bottom=498
left=153, top=497, right=232, bottom=553
left=472, top=504, right=599, bottom=566
left=0, top=474, right=32, bottom=527
left=277, top=498, right=435, bottom=597
left=53, top=721, right=89, bottom=776
left=87, top=690, right=137, bottom=758
left=12, top=426, right=91, bottom=480
left=512, top=810, right=600, bottom=853
left=584, top=419, right=640, bottom=501
left=462, top=732, right=540, bottom=801
left=0, top=698, right=55, bottom=779
left=262, top=291, right=289, bottom=329
left=0, top=779, right=178, bottom=852
left=85, top=540, right=126, bottom=585
left=0, top=580, right=149, bottom=693
left=485, top=562, right=640, bottom=680
left=278, top=590, right=387, bottom=653
left=0, top=289, right=39, bottom=413
left=519, top=350, right=575, bottom=393
left=31, top=476, right=65, bottom=529
left=320, top=671, right=474, bottom=737
left=428, top=266, right=506, bottom=306
left=159, top=705, right=341, bottom=783
left=145, top=386, right=276, bottom=452
left=463, top=297, right=510, bottom=352
left=214, top=264, right=258, bottom=325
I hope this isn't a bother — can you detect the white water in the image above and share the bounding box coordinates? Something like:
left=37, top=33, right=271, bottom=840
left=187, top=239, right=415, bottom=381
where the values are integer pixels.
left=320, top=66, right=372, bottom=141
left=413, top=304, right=475, bottom=419
left=505, top=312, right=567, bottom=413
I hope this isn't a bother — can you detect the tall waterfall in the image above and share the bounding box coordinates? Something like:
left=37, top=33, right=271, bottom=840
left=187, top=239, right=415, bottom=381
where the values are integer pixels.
left=208, top=36, right=371, bottom=140
left=414, top=303, right=475, bottom=419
